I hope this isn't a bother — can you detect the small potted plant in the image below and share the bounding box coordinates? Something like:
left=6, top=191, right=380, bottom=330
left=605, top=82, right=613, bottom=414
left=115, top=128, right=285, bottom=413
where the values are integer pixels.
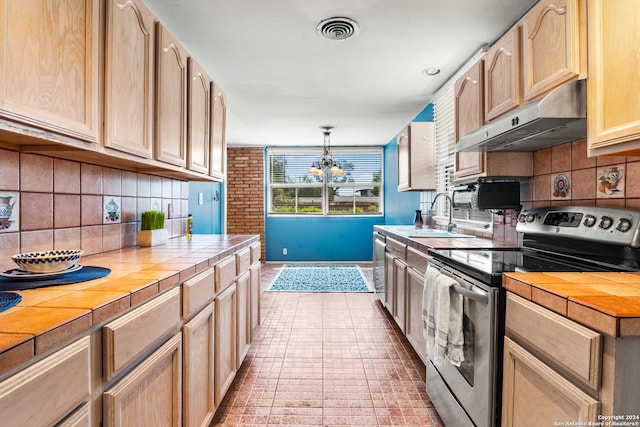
left=136, top=210, right=168, bottom=247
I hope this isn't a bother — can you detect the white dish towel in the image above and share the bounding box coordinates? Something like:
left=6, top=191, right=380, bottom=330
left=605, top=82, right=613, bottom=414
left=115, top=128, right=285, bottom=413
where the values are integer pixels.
left=435, top=273, right=465, bottom=366
left=422, top=265, right=440, bottom=358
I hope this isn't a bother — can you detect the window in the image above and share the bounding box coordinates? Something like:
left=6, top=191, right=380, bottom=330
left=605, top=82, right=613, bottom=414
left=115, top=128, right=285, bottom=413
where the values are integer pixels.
left=267, top=147, right=383, bottom=216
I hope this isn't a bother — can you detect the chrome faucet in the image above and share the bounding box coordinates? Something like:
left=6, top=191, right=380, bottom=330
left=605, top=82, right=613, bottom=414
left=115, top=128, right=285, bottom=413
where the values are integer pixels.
left=430, top=192, right=454, bottom=232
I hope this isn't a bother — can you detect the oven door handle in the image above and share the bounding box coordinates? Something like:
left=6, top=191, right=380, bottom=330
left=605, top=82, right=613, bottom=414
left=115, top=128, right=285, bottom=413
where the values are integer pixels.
left=451, top=284, right=488, bottom=305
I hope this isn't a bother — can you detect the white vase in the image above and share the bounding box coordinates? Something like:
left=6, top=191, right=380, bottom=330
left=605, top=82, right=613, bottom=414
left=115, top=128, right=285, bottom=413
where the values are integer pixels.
left=136, top=228, right=169, bottom=247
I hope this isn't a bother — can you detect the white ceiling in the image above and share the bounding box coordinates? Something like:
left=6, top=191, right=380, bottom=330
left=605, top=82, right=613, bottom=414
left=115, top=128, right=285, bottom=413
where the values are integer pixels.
left=143, top=0, right=536, bottom=148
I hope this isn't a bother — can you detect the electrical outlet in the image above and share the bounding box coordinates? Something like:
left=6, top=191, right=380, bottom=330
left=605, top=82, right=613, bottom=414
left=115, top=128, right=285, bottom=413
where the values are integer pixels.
left=167, top=203, right=173, bottom=219
left=282, top=248, right=287, bottom=255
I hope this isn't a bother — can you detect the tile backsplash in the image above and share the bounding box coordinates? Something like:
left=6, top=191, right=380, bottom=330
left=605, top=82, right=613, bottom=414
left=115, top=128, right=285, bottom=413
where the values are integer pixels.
left=0, top=149, right=189, bottom=271
left=491, top=138, right=640, bottom=244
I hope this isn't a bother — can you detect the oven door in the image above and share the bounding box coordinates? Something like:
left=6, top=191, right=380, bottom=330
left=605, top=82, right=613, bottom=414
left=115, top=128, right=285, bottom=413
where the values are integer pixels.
left=426, top=256, right=500, bottom=427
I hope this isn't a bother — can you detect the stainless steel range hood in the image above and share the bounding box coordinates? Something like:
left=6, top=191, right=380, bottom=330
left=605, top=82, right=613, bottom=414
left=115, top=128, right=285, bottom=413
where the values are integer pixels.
left=455, top=79, right=586, bottom=152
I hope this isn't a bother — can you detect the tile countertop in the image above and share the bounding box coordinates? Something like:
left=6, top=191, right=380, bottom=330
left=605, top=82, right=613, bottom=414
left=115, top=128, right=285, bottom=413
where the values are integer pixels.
left=0, top=234, right=259, bottom=376
left=504, top=272, right=640, bottom=337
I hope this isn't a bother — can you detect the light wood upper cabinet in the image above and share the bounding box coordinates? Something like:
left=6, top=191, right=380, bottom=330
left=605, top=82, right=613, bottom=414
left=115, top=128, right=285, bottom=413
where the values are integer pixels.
left=455, top=60, right=485, bottom=179
left=155, top=23, right=188, bottom=167
left=104, top=0, right=155, bottom=158
left=522, top=0, right=585, bottom=102
left=0, top=0, right=99, bottom=143
left=587, top=0, right=640, bottom=156
left=397, top=122, right=435, bottom=191
left=187, top=58, right=211, bottom=174
left=484, top=26, right=522, bottom=121
left=210, top=83, right=227, bottom=180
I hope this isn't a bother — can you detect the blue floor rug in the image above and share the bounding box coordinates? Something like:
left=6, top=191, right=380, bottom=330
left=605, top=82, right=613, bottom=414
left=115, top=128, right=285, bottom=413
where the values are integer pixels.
left=266, top=265, right=373, bottom=292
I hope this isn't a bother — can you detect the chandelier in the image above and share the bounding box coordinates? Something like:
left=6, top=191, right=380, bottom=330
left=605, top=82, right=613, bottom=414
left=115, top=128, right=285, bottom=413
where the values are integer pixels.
left=308, top=126, right=345, bottom=177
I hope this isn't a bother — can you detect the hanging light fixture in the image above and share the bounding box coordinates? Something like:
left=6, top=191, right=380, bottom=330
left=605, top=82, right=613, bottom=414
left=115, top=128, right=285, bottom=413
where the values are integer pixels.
left=308, top=126, right=344, bottom=177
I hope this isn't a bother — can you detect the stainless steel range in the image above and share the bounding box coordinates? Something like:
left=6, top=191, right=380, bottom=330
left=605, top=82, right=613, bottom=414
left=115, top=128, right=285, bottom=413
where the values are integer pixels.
left=425, top=205, right=640, bottom=427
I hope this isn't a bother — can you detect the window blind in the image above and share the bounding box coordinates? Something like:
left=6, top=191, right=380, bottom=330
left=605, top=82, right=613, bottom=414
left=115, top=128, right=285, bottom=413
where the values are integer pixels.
left=267, top=147, right=383, bottom=216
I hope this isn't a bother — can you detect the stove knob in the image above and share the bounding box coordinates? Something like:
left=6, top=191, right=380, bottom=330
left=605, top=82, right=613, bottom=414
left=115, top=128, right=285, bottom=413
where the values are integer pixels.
left=583, top=214, right=597, bottom=227
left=599, top=216, right=614, bottom=230
left=526, top=213, right=536, bottom=223
left=616, top=218, right=633, bottom=232
left=518, top=213, right=527, bottom=223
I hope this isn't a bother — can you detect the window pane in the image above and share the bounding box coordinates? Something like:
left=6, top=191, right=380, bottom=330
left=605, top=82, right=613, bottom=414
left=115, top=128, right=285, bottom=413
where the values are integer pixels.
left=267, top=147, right=383, bottom=216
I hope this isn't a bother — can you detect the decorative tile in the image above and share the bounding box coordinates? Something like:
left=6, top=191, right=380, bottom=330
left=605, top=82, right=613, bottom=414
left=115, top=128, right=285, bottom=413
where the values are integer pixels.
left=597, top=164, right=625, bottom=199
left=103, top=196, right=121, bottom=224
left=0, top=192, right=19, bottom=233
left=551, top=172, right=571, bottom=200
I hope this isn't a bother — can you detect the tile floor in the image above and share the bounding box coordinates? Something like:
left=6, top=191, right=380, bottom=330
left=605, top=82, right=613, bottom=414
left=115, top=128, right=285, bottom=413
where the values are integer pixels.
left=210, top=264, right=444, bottom=426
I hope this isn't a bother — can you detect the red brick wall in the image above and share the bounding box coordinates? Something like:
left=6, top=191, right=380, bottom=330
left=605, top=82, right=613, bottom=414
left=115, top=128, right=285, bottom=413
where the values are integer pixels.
left=226, top=147, right=265, bottom=260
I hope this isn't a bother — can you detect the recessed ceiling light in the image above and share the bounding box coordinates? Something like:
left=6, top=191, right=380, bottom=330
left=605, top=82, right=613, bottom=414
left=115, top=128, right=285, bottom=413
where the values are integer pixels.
left=422, top=67, right=441, bottom=76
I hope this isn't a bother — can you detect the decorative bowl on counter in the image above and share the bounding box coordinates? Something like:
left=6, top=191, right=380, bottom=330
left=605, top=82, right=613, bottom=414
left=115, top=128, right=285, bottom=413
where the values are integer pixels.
left=11, top=249, right=83, bottom=274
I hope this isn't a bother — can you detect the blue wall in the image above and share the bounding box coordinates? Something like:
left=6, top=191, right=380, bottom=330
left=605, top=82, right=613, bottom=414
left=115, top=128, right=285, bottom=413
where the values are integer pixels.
left=188, top=182, right=223, bottom=234
left=265, top=216, right=384, bottom=262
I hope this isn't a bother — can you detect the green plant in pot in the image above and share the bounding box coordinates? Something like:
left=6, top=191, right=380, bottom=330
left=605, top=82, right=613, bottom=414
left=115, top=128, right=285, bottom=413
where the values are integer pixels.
left=137, top=210, right=168, bottom=247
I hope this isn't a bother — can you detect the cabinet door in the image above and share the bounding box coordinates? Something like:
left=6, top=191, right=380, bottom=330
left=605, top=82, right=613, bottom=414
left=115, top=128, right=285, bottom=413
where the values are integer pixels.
left=397, top=123, right=436, bottom=191
left=0, top=0, right=99, bottom=143
left=502, top=336, right=599, bottom=427
left=214, top=282, right=237, bottom=407
left=484, top=26, right=521, bottom=121
left=384, top=252, right=396, bottom=315
left=209, top=83, right=227, bottom=179
left=183, top=304, right=215, bottom=427
left=236, top=271, right=251, bottom=366
left=455, top=60, right=485, bottom=179
left=587, top=0, right=640, bottom=154
left=249, top=263, right=262, bottom=340
left=393, top=258, right=407, bottom=333
left=0, top=336, right=91, bottom=427
left=522, top=0, right=583, bottom=102
left=155, top=23, right=188, bottom=167
left=104, top=333, right=182, bottom=427
left=406, top=267, right=427, bottom=364
left=104, top=0, right=155, bottom=158
left=187, top=58, right=211, bottom=174
left=396, top=126, right=410, bottom=190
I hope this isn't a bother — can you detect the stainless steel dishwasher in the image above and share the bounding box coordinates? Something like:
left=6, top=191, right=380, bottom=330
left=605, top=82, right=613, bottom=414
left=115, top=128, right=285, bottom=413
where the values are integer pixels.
left=373, top=231, right=386, bottom=305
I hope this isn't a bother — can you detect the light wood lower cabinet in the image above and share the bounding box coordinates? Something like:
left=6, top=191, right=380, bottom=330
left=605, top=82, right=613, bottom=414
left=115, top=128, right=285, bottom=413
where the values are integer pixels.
left=58, top=402, right=91, bottom=427
left=214, top=282, right=237, bottom=407
left=393, top=258, right=407, bottom=333
left=502, top=336, right=599, bottom=426
left=384, top=252, right=396, bottom=314
left=250, top=262, right=262, bottom=340
left=183, top=303, right=215, bottom=427
left=103, top=332, right=183, bottom=427
left=236, top=271, right=251, bottom=367
left=0, top=336, right=91, bottom=427
left=406, top=267, right=427, bottom=364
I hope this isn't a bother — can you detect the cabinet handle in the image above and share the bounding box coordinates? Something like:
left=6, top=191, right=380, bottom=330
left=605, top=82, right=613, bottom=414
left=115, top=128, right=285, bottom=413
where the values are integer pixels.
left=545, top=4, right=566, bottom=15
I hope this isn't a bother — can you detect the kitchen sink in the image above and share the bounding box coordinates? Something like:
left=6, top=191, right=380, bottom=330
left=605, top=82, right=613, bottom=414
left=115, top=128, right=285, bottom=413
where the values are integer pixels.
left=388, top=226, right=473, bottom=238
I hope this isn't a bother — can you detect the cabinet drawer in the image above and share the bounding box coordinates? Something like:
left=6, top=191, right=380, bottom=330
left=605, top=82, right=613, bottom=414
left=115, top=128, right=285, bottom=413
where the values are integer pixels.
left=0, top=336, right=91, bottom=427
left=506, top=292, right=601, bottom=392
left=182, top=267, right=215, bottom=318
left=104, top=287, right=181, bottom=381
left=236, top=247, right=251, bottom=275
left=386, top=238, right=407, bottom=261
left=250, top=242, right=261, bottom=265
left=215, top=256, right=237, bottom=293
left=407, top=246, right=428, bottom=275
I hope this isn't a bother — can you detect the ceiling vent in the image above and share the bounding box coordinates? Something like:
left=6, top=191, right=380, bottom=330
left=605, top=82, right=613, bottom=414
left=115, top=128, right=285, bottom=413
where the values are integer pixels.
left=316, top=17, right=359, bottom=41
